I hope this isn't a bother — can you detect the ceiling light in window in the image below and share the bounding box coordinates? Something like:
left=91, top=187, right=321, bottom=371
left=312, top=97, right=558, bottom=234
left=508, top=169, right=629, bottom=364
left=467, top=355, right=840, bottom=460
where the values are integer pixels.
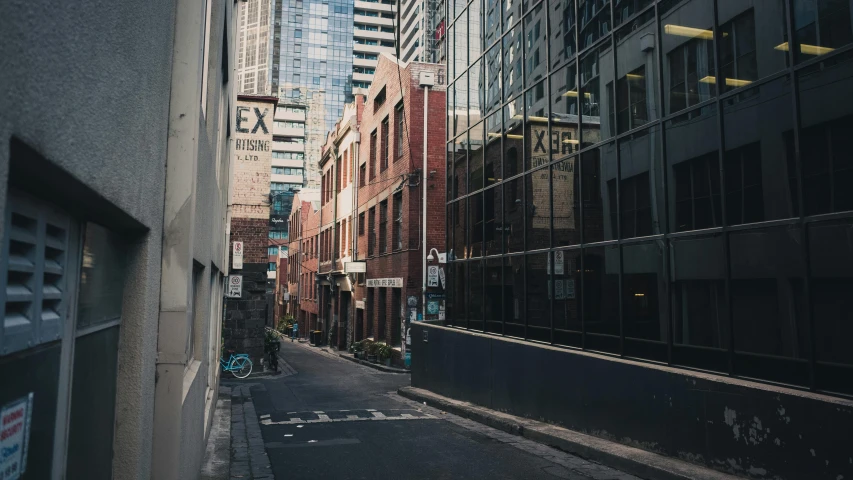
left=699, top=76, right=752, bottom=87
left=664, top=24, right=714, bottom=40
left=774, top=41, right=835, bottom=56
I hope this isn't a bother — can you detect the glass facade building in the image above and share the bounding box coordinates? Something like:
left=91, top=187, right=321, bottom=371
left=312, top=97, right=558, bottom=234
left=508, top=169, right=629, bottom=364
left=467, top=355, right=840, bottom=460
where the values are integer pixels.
left=276, top=0, right=354, bottom=132
left=445, top=0, right=853, bottom=396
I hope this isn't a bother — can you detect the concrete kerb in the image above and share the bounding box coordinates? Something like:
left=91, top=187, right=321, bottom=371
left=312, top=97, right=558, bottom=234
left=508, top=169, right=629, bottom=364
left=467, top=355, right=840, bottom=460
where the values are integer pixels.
left=336, top=351, right=410, bottom=374
left=397, top=386, right=743, bottom=480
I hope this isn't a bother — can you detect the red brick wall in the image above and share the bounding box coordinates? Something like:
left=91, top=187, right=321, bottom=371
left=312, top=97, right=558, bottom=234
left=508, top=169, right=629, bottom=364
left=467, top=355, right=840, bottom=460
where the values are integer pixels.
left=352, top=58, right=448, bottom=344
left=229, top=217, right=269, bottom=264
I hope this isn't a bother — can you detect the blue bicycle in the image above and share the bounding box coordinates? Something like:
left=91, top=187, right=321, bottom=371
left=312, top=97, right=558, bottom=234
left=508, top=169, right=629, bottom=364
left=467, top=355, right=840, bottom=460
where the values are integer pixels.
left=220, top=351, right=253, bottom=378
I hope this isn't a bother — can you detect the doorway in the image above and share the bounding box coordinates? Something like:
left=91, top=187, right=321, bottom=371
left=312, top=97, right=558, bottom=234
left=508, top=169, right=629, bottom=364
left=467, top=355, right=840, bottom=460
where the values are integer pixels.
left=340, top=291, right=351, bottom=350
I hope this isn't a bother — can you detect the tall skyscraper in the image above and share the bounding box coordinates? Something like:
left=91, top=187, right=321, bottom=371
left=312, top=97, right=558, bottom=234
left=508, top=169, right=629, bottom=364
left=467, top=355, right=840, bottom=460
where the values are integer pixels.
left=236, top=0, right=272, bottom=95
left=352, top=0, right=397, bottom=92
left=398, top=0, right=446, bottom=63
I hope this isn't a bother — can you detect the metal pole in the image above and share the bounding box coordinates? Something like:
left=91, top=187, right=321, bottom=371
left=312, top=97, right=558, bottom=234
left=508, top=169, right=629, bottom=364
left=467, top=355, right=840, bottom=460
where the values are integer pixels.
left=422, top=85, right=430, bottom=323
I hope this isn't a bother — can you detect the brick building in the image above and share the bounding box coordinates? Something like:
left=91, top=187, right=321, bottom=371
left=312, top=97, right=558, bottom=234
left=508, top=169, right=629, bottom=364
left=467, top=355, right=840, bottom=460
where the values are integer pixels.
left=224, top=95, right=278, bottom=363
left=286, top=188, right=320, bottom=337
left=351, top=56, right=447, bottom=356
left=318, top=96, right=365, bottom=349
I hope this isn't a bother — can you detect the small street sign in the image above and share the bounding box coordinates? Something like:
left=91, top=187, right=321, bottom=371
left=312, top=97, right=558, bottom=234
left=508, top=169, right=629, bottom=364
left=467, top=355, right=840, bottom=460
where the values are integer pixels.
left=227, top=275, right=242, bottom=298
left=427, top=266, right=439, bottom=287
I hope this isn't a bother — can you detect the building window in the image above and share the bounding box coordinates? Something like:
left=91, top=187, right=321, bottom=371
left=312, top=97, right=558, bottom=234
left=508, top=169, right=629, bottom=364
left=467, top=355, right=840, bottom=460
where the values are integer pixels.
left=369, top=131, right=377, bottom=180
left=359, top=212, right=366, bottom=235
left=725, top=142, right=764, bottom=225
left=673, top=152, right=722, bottom=232
left=359, top=163, right=367, bottom=187
left=381, top=118, right=389, bottom=172
left=396, top=105, right=404, bottom=159
left=667, top=34, right=716, bottom=114
left=379, top=200, right=388, bottom=253
left=268, top=246, right=280, bottom=255
left=718, top=10, right=757, bottom=93
left=368, top=207, right=376, bottom=256
left=393, top=192, right=403, bottom=251
left=617, top=66, right=648, bottom=132
left=268, top=262, right=276, bottom=272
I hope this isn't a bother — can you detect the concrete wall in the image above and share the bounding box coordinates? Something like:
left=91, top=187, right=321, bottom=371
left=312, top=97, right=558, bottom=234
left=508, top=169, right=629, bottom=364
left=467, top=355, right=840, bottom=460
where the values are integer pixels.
left=0, top=0, right=234, bottom=478
left=151, top=0, right=236, bottom=478
left=411, top=323, right=853, bottom=480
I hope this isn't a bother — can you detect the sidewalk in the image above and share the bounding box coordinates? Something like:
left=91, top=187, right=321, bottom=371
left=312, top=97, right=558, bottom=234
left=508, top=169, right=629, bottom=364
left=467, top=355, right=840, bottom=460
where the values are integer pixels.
left=200, top=383, right=274, bottom=480
left=398, top=386, right=743, bottom=480
left=287, top=335, right=410, bottom=374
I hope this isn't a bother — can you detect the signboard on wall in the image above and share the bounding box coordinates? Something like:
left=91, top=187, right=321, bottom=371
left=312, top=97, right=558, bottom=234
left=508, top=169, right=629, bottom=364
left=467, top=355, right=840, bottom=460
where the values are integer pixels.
left=0, top=393, right=33, bottom=480
left=232, top=241, right=244, bottom=270
left=227, top=275, right=243, bottom=298
left=366, top=278, right=403, bottom=288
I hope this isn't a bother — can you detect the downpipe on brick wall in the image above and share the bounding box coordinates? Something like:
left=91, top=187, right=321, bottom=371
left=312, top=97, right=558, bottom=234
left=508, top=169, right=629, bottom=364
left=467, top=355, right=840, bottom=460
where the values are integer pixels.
left=421, top=84, right=430, bottom=326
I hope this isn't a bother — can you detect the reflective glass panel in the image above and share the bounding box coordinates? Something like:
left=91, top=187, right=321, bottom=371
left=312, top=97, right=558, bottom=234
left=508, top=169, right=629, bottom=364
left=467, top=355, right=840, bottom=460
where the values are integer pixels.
left=526, top=168, right=551, bottom=250
left=723, top=76, right=797, bottom=225
left=660, top=0, right=717, bottom=114
left=580, top=44, right=616, bottom=144
left=550, top=0, right=577, bottom=69
left=618, top=125, right=665, bottom=238
left=583, top=244, right=620, bottom=336
left=582, top=141, right=618, bottom=243
left=615, top=8, right=658, bottom=133
left=527, top=252, right=551, bottom=342
left=505, top=176, right=525, bottom=253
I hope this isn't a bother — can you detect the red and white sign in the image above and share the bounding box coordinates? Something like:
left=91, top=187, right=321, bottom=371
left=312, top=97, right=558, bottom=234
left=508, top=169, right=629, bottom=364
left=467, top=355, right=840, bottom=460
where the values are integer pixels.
left=232, top=241, right=244, bottom=270
left=0, top=394, right=33, bottom=480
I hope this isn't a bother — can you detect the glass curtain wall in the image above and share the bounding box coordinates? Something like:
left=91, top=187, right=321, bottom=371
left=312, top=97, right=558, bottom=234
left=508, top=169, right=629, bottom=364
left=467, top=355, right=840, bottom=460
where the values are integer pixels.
left=446, top=0, right=853, bottom=396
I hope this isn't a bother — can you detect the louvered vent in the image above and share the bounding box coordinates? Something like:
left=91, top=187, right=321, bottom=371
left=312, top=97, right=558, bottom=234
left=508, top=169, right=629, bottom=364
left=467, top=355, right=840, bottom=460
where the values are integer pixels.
left=2, top=193, right=71, bottom=355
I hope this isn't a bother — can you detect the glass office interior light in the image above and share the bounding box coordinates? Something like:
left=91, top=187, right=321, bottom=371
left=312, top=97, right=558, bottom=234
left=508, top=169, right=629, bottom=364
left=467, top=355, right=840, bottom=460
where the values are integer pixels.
left=699, top=76, right=752, bottom=87
left=664, top=24, right=715, bottom=40
left=562, top=89, right=592, bottom=98
left=506, top=134, right=524, bottom=139
left=774, top=42, right=835, bottom=56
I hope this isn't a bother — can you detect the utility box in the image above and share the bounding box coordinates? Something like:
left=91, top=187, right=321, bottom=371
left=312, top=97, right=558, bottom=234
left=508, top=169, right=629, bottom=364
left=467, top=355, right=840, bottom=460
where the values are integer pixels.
left=419, top=71, right=435, bottom=87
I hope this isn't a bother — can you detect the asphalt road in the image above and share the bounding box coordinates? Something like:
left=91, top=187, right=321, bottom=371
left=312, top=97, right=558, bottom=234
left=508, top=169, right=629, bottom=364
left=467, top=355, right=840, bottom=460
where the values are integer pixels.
left=239, top=340, right=640, bottom=480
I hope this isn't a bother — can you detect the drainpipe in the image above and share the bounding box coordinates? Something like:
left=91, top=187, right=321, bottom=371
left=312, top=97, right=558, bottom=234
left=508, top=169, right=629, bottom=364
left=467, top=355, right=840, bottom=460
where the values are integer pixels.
left=352, top=129, right=361, bottom=347
left=420, top=71, right=436, bottom=324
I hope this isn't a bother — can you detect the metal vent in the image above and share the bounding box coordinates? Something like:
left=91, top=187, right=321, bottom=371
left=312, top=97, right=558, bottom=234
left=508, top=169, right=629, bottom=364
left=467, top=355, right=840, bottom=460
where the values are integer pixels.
left=1, top=193, right=71, bottom=355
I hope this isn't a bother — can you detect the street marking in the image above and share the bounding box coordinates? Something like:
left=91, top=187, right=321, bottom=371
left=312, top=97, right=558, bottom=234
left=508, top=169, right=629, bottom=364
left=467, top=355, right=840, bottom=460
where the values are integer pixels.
left=260, top=414, right=270, bottom=419
left=366, top=409, right=376, bottom=412
left=371, top=411, right=386, bottom=419
left=284, top=434, right=293, bottom=437
left=262, top=414, right=436, bottom=425
left=313, top=411, right=325, bottom=414
left=289, top=418, right=304, bottom=423
left=318, top=413, right=331, bottom=420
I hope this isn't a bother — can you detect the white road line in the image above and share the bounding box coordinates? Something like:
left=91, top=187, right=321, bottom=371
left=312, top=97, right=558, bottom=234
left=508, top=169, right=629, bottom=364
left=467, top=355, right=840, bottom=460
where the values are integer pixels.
left=318, top=414, right=331, bottom=420
left=260, top=414, right=270, bottom=419
left=261, top=414, right=436, bottom=426
left=289, top=418, right=304, bottom=423
left=366, top=409, right=376, bottom=412
left=371, top=411, right=386, bottom=419
left=401, top=413, right=415, bottom=418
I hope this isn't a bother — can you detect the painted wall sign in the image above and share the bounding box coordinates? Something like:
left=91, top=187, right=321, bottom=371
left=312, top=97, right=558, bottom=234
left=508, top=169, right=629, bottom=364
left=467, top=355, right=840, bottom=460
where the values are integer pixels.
left=232, top=241, right=244, bottom=270
left=0, top=393, right=33, bottom=480
left=345, top=262, right=366, bottom=273
left=438, top=267, right=446, bottom=289
left=366, top=278, right=403, bottom=288
left=355, top=300, right=365, bottom=309
left=227, top=275, right=243, bottom=298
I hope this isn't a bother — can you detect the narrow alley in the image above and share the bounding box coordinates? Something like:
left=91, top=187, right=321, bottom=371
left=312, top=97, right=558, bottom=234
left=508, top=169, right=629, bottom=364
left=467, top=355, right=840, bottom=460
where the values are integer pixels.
left=208, top=339, right=640, bottom=480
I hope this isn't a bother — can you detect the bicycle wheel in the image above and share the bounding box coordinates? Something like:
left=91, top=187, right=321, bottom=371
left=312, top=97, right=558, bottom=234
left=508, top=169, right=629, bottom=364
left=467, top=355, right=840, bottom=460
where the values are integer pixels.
left=230, top=357, right=253, bottom=379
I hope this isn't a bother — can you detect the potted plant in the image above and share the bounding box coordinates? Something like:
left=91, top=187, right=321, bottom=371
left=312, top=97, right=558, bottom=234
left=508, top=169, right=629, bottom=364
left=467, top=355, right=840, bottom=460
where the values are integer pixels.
left=377, top=343, right=394, bottom=366
left=366, top=341, right=381, bottom=363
